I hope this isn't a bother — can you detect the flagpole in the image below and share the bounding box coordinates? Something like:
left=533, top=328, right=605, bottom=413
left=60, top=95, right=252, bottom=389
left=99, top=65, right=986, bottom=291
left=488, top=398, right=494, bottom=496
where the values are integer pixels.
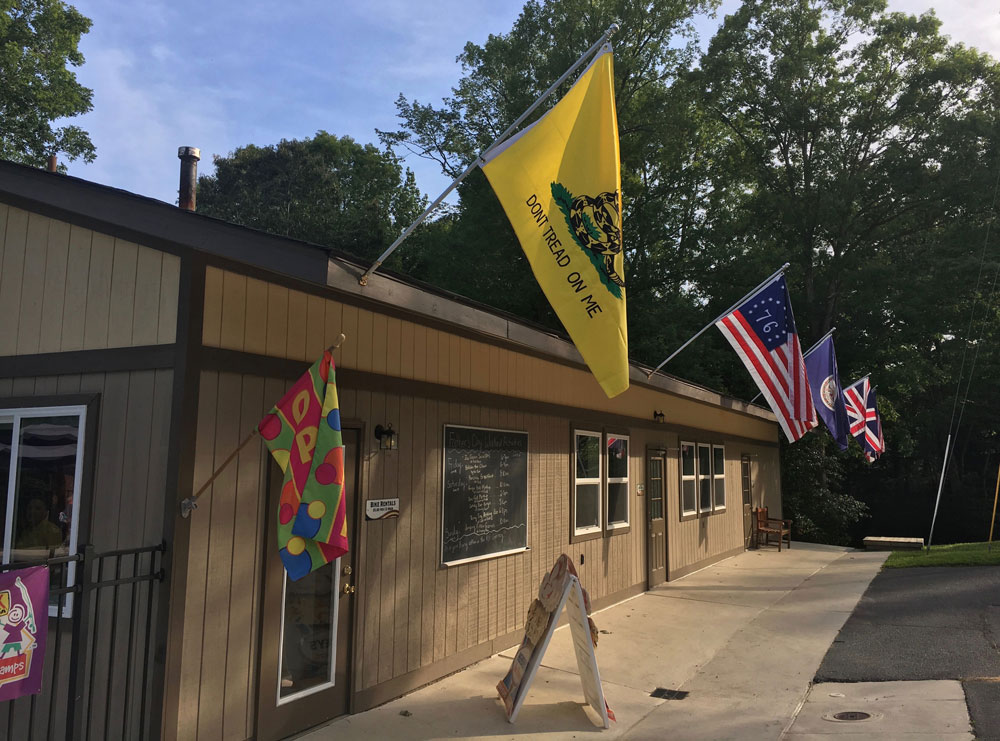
left=749, top=326, right=836, bottom=404
left=926, top=433, right=951, bottom=550
left=179, top=333, right=348, bottom=518
left=988, top=462, right=999, bottom=553
left=358, top=23, right=620, bottom=287
left=646, top=263, right=790, bottom=380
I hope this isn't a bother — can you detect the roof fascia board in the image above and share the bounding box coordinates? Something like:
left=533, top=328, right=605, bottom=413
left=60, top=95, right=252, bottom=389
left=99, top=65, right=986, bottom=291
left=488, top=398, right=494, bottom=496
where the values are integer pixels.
left=0, top=161, right=328, bottom=285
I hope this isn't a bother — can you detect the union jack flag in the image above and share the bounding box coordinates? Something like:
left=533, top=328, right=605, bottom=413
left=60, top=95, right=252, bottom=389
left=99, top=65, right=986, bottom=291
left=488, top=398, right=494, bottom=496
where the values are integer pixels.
left=844, top=377, right=885, bottom=461
left=716, top=275, right=817, bottom=443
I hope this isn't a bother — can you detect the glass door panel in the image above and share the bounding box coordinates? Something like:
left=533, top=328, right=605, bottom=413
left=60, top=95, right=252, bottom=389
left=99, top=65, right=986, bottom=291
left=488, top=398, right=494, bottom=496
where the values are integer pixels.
left=279, top=558, right=339, bottom=701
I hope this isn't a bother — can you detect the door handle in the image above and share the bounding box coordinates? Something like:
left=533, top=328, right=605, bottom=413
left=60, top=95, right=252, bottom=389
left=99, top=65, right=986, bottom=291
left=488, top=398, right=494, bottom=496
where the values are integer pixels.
left=342, top=583, right=355, bottom=595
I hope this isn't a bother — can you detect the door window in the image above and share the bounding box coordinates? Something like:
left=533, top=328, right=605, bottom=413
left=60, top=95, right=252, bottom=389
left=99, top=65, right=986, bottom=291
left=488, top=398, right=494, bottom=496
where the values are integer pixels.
left=278, top=560, right=340, bottom=702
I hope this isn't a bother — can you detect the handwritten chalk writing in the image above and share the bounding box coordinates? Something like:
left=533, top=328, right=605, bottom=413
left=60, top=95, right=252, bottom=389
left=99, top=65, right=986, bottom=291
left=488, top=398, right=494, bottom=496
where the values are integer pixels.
left=442, top=426, right=528, bottom=564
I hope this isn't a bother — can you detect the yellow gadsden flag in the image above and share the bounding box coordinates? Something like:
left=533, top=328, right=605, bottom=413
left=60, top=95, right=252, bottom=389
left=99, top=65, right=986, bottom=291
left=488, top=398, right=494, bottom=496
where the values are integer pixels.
left=481, top=50, right=628, bottom=398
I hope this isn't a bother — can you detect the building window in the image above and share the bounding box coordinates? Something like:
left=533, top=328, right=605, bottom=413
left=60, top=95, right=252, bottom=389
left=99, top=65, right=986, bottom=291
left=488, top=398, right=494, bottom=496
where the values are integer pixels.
left=741, top=455, right=752, bottom=507
left=606, top=435, right=629, bottom=529
left=698, top=444, right=712, bottom=512
left=713, top=445, right=726, bottom=511
left=573, top=430, right=602, bottom=535
left=680, top=442, right=696, bottom=515
left=681, top=441, right=726, bottom=518
left=573, top=428, right=631, bottom=539
left=0, top=405, right=87, bottom=617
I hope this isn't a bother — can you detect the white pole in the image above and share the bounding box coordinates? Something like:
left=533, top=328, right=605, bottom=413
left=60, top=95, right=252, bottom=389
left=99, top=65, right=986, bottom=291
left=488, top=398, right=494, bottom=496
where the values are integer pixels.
left=926, top=433, right=951, bottom=551
left=646, top=263, right=790, bottom=379
left=359, top=22, right=620, bottom=286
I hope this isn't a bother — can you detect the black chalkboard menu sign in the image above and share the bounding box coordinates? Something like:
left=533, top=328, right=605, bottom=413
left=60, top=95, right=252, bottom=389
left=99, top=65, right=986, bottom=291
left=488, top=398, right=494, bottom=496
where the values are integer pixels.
left=441, top=425, right=528, bottom=565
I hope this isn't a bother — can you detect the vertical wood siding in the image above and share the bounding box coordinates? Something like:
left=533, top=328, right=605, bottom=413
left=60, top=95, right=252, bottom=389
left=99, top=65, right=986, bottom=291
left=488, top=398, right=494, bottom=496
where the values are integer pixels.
left=174, top=372, right=652, bottom=739
left=200, top=268, right=776, bottom=443
left=0, top=370, right=174, bottom=548
left=0, top=206, right=180, bottom=356
left=170, top=267, right=780, bottom=739
left=0, top=370, right=173, bottom=741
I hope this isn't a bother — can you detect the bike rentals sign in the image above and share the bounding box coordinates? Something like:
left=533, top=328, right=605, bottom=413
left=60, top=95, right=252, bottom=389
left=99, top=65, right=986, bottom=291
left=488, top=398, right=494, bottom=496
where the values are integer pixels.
left=0, top=565, right=48, bottom=701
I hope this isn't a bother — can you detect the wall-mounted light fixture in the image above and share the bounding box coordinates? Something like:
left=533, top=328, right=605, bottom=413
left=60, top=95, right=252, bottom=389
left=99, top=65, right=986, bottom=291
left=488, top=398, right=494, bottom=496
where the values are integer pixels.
left=374, top=424, right=398, bottom=451
left=653, top=410, right=665, bottom=424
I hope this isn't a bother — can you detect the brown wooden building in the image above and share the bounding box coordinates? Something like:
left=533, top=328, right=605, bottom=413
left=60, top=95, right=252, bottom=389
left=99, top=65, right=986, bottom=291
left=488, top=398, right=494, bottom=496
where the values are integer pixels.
left=0, top=160, right=781, bottom=740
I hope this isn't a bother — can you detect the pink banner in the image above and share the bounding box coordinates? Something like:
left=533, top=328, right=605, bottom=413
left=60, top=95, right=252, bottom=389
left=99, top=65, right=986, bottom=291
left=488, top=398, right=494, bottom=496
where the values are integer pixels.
left=0, top=565, right=48, bottom=702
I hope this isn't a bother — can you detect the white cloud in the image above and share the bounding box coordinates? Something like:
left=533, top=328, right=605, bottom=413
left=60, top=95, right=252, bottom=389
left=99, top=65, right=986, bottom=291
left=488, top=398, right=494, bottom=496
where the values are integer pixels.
left=65, top=43, right=231, bottom=203
left=888, top=0, right=1000, bottom=58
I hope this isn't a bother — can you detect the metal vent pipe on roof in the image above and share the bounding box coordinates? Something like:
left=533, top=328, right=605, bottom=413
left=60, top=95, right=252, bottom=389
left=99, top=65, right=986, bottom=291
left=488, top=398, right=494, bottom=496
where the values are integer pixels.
left=46, top=155, right=58, bottom=173
left=177, top=146, right=200, bottom=211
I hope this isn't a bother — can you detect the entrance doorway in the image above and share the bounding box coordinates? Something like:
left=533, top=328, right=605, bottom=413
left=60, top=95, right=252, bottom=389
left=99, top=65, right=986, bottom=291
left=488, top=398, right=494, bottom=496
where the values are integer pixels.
left=741, top=454, right=754, bottom=549
left=646, top=451, right=667, bottom=586
left=256, top=427, right=361, bottom=741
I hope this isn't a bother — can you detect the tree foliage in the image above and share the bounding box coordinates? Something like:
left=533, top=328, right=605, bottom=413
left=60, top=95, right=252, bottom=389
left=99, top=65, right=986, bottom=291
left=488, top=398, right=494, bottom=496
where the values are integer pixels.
left=200, top=0, right=1000, bottom=546
left=0, top=0, right=95, bottom=167
left=689, top=0, right=1000, bottom=543
left=381, top=0, right=1000, bottom=545
left=197, top=132, right=426, bottom=264
left=379, top=0, right=718, bottom=330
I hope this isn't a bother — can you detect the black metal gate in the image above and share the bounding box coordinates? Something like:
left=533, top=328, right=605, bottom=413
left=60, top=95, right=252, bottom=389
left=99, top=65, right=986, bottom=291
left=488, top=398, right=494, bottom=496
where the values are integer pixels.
left=0, top=543, right=165, bottom=740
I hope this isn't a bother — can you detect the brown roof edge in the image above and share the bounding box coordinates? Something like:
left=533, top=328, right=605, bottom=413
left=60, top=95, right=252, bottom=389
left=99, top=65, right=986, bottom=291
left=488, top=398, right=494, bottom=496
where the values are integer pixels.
left=0, top=159, right=775, bottom=425
left=326, top=258, right=777, bottom=424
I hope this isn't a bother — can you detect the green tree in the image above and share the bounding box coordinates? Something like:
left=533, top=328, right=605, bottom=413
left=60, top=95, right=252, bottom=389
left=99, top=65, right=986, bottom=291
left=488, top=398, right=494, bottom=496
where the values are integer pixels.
left=197, top=132, right=426, bottom=264
left=0, top=0, right=95, bottom=167
left=384, top=0, right=1000, bottom=545
left=379, top=0, right=718, bottom=332
left=690, top=0, right=1000, bottom=543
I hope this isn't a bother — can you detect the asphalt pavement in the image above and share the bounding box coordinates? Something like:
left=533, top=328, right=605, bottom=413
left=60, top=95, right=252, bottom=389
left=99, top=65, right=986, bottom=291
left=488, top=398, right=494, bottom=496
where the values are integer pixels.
left=815, top=566, right=1000, bottom=740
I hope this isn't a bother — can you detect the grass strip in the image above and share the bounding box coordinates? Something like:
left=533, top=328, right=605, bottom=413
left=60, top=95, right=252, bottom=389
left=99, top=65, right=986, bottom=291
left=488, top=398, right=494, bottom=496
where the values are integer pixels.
left=884, top=541, right=1000, bottom=568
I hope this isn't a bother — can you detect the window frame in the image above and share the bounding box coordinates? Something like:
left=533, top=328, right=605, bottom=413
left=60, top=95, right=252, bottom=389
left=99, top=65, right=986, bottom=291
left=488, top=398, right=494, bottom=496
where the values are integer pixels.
left=680, top=441, right=697, bottom=518
left=1, top=402, right=90, bottom=618
left=571, top=426, right=632, bottom=542
left=0, top=394, right=98, bottom=619
left=572, top=429, right=603, bottom=539
left=605, top=432, right=630, bottom=533
left=679, top=439, right=728, bottom=520
left=712, top=445, right=726, bottom=512
left=696, top=443, right=713, bottom=514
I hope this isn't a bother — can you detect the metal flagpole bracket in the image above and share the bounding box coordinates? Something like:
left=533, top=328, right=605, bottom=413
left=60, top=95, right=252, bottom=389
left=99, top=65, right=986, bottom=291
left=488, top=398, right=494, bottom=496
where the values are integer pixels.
left=646, top=262, right=790, bottom=380
left=358, top=22, right=621, bottom=287
left=180, top=498, right=198, bottom=518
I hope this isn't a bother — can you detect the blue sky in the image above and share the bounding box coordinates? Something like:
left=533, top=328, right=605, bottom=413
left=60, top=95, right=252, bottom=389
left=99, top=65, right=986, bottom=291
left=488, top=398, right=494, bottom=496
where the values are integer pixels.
left=63, top=0, right=1000, bottom=207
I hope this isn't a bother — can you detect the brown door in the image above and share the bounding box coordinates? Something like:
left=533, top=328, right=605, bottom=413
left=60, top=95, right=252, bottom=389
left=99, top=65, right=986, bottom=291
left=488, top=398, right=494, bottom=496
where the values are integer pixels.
left=646, top=452, right=667, bottom=586
left=256, top=428, right=361, bottom=741
left=741, top=454, right=754, bottom=548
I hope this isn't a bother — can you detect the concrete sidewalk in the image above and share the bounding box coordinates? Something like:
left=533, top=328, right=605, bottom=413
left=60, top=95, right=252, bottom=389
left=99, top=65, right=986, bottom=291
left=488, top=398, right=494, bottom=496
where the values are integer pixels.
left=299, top=543, right=888, bottom=740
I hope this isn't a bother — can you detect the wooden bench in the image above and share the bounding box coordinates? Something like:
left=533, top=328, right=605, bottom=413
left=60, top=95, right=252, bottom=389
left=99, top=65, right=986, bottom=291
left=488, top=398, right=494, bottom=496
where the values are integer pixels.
left=755, top=507, right=792, bottom=551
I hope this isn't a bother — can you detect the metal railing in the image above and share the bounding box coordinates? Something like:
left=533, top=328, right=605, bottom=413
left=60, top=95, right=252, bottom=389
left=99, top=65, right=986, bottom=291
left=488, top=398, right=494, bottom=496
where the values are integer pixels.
left=0, top=543, right=166, bottom=740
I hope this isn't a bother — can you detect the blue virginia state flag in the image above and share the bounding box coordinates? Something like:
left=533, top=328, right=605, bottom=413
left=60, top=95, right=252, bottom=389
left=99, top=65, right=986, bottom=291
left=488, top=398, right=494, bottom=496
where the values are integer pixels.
left=804, top=335, right=850, bottom=451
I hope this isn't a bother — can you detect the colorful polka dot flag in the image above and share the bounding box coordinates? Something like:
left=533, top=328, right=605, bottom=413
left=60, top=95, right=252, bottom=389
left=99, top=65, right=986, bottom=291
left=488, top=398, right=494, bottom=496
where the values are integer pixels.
left=258, top=350, right=347, bottom=581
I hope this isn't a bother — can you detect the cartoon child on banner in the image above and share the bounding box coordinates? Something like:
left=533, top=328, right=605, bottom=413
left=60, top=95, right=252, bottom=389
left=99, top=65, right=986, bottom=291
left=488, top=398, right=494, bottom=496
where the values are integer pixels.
left=0, top=566, right=48, bottom=701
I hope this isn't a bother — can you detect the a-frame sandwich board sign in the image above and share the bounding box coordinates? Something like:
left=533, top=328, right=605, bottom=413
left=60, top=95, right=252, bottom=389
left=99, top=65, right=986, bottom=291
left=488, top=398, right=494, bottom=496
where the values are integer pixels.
left=507, top=574, right=610, bottom=728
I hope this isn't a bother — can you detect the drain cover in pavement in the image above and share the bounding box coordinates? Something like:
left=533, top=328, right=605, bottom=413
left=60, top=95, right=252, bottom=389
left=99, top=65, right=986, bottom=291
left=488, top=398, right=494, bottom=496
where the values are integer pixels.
left=822, top=710, right=881, bottom=723
left=650, top=688, right=688, bottom=700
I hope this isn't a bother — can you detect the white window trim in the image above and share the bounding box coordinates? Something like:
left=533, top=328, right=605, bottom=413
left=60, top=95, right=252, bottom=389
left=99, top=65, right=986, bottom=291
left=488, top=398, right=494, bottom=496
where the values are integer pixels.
left=680, top=441, right=697, bottom=516
left=573, top=430, right=603, bottom=536
left=276, top=558, right=340, bottom=704
left=606, top=434, right=630, bottom=530
left=712, top=445, right=727, bottom=512
left=696, top=443, right=713, bottom=514
left=1, top=404, right=87, bottom=618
